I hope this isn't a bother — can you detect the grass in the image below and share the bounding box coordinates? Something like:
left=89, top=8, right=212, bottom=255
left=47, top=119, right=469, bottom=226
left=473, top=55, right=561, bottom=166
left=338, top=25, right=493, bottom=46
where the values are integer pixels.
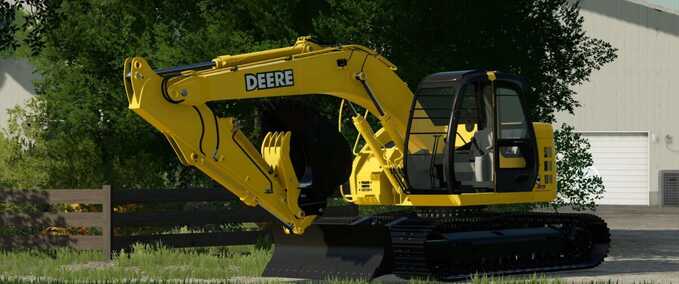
left=0, top=247, right=660, bottom=284
left=0, top=245, right=270, bottom=283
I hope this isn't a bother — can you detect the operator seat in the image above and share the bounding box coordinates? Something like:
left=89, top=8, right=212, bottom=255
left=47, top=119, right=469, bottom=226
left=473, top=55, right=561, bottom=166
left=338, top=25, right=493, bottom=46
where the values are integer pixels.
left=472, top=128, right=493, bottom=189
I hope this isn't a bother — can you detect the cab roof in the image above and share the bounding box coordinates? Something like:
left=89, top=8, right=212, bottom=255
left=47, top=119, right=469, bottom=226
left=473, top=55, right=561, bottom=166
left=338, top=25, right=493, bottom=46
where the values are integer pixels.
left=417, top=69, right=527, bottom=90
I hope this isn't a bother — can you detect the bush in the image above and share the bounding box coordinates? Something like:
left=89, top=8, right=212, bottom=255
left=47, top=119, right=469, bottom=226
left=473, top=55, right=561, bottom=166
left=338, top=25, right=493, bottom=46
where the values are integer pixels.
left=552, top=124, right=605, bottom=211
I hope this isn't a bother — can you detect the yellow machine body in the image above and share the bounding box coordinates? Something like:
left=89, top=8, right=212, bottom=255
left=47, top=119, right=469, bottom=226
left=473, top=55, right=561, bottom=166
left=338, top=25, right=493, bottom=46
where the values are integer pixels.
left=123, top=37, right=556, bottom=234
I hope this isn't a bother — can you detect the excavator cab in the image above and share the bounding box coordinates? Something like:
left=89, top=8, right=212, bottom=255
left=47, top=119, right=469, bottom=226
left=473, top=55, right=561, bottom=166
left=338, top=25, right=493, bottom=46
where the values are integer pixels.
left=405, top=70, right=538, bottom=194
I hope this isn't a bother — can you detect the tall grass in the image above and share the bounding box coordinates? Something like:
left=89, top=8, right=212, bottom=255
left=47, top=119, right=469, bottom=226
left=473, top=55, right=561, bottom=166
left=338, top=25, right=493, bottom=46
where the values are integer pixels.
left=0, top=245, right=270, bottom=282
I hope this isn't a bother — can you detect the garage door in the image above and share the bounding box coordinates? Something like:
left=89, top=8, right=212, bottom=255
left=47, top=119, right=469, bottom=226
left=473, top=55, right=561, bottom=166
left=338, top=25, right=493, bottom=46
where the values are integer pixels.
left=582, top=132, right=649, bottom=205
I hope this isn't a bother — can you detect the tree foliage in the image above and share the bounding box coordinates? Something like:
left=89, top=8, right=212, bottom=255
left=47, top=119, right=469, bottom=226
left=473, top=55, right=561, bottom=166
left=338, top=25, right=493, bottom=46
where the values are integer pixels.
left=0, top=0, right=614, bottom=208
left=553, top=124, right=605, bottom=210
left=0, top=1, right=19, bottom=52
left=314, top=0, right=617, bottom=122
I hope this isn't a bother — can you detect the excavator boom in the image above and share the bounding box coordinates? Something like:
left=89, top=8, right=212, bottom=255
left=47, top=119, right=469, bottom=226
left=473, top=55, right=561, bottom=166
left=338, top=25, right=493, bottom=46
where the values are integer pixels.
left=124, top=37, right=416, bottom=233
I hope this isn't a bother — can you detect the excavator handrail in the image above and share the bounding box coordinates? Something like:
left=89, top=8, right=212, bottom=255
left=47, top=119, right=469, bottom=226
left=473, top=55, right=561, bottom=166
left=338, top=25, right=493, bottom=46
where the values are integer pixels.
left=155, top=61, right=216, bottom=77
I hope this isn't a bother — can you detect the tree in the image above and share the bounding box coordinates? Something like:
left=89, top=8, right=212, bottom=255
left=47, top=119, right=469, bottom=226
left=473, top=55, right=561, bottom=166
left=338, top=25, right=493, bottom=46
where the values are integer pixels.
left=314, top=0, right=616, bottom=210
left=313, top=0, right=617, bottom=122
left=312, top=0, right=614, bottom=209
left=0, top=0, right=613, bottom=208
left=0, top=1, right=19, bottom=53
left=0, top=0, right=327, bottom=189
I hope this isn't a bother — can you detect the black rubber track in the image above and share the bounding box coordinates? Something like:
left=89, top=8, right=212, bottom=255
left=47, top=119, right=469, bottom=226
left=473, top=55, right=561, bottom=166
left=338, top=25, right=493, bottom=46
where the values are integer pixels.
left=387, top=211, right=610, bottom=281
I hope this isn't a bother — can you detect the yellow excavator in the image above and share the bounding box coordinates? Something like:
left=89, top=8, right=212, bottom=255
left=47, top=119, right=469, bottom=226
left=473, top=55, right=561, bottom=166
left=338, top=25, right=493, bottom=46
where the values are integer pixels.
left=123, top=37, right=609, bottom=280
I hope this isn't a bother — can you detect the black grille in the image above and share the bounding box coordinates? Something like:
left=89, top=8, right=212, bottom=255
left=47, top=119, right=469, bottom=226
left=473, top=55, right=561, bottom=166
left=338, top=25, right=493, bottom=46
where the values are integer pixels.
left=661, top=170, right=679, bottom=206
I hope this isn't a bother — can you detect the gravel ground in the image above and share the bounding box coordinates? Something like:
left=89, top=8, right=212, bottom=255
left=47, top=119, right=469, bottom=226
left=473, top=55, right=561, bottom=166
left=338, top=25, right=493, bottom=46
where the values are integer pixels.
left=549, top=205, right=679, bottom=283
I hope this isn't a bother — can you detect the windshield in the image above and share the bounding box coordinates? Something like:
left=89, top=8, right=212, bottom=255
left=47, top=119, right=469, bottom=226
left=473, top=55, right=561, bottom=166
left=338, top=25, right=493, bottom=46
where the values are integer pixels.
left=405, top=86, right=457, bottom=191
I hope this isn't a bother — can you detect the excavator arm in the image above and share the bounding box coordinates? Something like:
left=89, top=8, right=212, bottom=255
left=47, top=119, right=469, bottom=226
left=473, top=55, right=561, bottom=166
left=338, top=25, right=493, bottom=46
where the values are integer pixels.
left=123, top=37, right=413, bottom=234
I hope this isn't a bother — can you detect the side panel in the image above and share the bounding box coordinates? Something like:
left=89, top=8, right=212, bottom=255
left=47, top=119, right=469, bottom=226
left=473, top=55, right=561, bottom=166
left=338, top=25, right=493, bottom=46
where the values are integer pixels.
left=533, top=123, right=557, bottom=195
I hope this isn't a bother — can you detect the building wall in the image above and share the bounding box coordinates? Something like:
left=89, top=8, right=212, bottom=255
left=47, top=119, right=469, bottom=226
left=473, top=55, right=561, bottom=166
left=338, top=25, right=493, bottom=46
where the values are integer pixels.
left=645, top=0, right=679, bottom=12
left=0, top=59, right=37, bottom=130
left=558, top=0, right=679, bottom=206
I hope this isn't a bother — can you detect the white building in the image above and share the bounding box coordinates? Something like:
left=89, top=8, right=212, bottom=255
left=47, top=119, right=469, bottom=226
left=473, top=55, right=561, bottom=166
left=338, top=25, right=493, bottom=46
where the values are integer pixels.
left=559, top=0, right=679, bottom=206
left=0, top=59, right=37, bottom=130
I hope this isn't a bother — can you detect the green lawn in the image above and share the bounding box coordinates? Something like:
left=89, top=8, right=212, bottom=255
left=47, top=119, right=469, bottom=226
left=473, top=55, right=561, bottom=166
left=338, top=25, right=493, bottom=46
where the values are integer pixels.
left=0, top=245, right=270, bottom=283
left=0, top=246, right=642, bottom=284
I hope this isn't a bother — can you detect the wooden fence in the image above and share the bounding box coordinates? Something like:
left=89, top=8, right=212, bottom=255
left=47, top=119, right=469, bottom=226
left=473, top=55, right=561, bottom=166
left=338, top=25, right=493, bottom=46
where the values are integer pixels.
left=1, top=186, right=333, bottom=259
left=0, top=186, right=112, bottom=258
left=110, top=187, right=276, bottom=256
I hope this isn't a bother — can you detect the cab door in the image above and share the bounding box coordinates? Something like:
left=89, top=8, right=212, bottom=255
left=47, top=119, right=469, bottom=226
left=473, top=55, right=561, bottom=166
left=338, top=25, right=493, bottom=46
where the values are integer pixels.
left=494, top=81, right=537, bottom=192
left=449, top=78, right=495, bottom=193
left=448, top=75, right=537, bottom=193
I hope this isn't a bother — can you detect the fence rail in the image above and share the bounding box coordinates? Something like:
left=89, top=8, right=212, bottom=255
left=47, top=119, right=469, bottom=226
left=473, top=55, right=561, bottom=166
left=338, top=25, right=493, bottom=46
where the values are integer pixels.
left=1, top=186, right=359, bottom=259
left=113, top=231, right=268, bottom=250
left=110, top=187, right=274, bottom=254
left=111, top=188, right=239, bottom=204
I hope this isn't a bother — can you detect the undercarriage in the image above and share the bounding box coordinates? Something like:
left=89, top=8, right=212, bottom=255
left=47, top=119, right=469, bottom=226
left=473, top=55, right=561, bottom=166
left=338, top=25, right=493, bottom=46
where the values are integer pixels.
left=264, top=208, right=610, bottom=281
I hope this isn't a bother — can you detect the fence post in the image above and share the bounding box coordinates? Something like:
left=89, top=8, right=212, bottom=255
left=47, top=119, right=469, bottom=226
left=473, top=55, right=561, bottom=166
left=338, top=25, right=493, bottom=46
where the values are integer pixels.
left=102, top=185, right=112, bottom=260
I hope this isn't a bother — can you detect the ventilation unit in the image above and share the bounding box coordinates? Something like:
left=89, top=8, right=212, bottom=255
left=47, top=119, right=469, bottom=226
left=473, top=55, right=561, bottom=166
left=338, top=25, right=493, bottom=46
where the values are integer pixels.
left=661, top=170, right=679, bottom=206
